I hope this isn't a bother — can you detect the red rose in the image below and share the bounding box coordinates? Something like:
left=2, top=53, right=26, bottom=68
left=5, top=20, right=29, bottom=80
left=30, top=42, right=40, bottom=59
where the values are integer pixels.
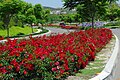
left=52, top=67, right=57, bottom=72
left=54, top=61, right=59, bottom=66
left=60, top=69, right=64, bottom=74
left=23, top=70, right=27, bottom=75
left=16, top=66, right=20, bottom=72
left=0, top=67, right=7, bottom=74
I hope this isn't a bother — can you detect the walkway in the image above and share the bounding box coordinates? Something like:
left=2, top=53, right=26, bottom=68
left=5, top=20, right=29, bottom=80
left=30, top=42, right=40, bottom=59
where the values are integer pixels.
left=106, top=29, right=120, bottom=80
left=44, top=27, right=76, bottom=34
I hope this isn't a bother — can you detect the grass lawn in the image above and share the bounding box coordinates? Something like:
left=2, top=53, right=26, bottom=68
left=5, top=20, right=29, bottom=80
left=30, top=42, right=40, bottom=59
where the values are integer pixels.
left=0, top=26, right=37, bottom=38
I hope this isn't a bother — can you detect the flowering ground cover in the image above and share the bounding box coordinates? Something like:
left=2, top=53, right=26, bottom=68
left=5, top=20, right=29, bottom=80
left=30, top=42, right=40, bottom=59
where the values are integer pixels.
left=0, top=28, right=112, bottom=80
left=66, top=36, right=115, bottom=80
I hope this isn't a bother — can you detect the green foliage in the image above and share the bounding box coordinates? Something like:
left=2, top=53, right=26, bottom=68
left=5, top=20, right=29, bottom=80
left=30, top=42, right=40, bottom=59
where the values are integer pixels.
left=17, top=20, right=23, bottom=27
left=0, top=0, right=24, bottom=37
left=34, top=4, right=43, bottom=18
left=105, top=21, right=120, bottom=26
left=26, top=15, right=36, bottom=25
left=59, top=14, right=76, bottom=23
left=0, top=21, right=4, bottom=29
left=66, top=14, right=75, bottom=23
left=26, top=8, right=34, bottom=16
left=63, top=0, right=118, bottom=28
left=17, top=14, right=26, bottom=22
left=44, top=9, right=51, bottom=23
left=74, top=14, right=81, bottom=23
left=17, top=14, right=26, bottom=27
left=47, top=14, right=61, bottom=23
left=34, top=4, right=44, bottom=24
left=105, top=2, right=120, bottom=21
left=9, top=17, right=16, bottom=27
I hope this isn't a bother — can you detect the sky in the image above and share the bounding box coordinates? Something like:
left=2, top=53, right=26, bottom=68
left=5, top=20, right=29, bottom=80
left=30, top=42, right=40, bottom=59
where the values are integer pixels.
left=24, top=0, right=63, bottom=8
left=24, top=0, right=120, bottom=8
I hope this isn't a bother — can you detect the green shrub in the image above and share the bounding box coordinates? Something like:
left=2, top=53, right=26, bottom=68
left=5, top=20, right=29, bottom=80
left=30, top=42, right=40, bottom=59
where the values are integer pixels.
left=17, top=32, right=25, bottom=36
left=0, top=21, right=4, bottom=30
left=105, top=21, right=120, bottom=26
left=9, top=18, right=15, bottom=28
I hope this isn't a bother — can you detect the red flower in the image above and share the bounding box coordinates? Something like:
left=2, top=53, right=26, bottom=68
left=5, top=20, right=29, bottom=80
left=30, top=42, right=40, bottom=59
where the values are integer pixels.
left=0, top=28, right=113, bottom=79
left=27, top=54, right=33, bottom=60
left=54, top=61, right=59, bottom=66
left=71, top=57, right=74, bottom=62
left=24, top=63, right=34, bottom=71
left=23, top=70, right=27, bottom=75
left=57, top=66, right=60, bottom=69
left=7, top=65, right=13, bottom=70
left=60, top=69, right=64, bottom=74
left=81, top=61, right=86, bottom=69
left=88, top=44, right=95, bottom=52
left=0, top=63, right=2, bottom=67
left=16, top=53, right=20, bottom=57
left=16, top=66, right=20, bottom=72
left=52, top=67, right=57, bottom=72
left=63, top=64, right=69, bottom=71
left=10, top=59, right=19, bottom=67
left=0, top=67, right=7, bottom=74
left=11, top=78, right=14, bottom=80
left=50, top=56, right=55, bottom=60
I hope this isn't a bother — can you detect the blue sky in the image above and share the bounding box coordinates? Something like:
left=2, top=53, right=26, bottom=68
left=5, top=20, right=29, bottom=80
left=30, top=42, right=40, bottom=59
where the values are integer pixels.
left=24, top=0, right=120, bottom=8
left=24, top=0, right=63, bottom=8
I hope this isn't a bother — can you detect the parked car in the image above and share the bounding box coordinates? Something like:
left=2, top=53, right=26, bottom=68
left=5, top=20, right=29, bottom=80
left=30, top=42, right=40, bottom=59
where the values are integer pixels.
left=59, top=23, right=79, bottom=29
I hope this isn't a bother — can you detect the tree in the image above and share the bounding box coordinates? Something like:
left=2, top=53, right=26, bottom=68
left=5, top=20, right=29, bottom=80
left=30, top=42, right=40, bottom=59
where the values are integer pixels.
left=21, top=3, right=32, bottom=15
left=34, top=4, right=43, bottom=25
left=26, top=8, right=34, bottom=16
left=74, top=14, right=81, bottom=23
left=17, top=14, right=26, bottom=27
left=16, top=2, right=32, bottom=27
left=105, top=2, right=120, bottom=21
left=63, top=0, right=118, bottom=28
left=0, top=0, right=23, bottom=38
left=26, top=15, right=36, bottom=33
left=44, top=9, right=50, bottom=24
left=66, top=14, right=75, bottom=24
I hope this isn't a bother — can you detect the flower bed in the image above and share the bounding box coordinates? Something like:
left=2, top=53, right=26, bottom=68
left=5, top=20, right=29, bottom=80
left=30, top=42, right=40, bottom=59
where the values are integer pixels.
left=0, top=28, right=112, bottom=80
left=0, top=36, right=4, bottom=40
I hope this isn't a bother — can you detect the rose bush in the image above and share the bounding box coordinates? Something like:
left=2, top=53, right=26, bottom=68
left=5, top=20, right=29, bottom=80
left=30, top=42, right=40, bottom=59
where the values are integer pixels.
left=0, top=28, right=112, bottom=80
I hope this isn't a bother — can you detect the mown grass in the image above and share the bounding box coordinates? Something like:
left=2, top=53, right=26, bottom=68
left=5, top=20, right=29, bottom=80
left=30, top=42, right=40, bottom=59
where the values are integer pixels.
left=0, top=26, right=37, bottom=37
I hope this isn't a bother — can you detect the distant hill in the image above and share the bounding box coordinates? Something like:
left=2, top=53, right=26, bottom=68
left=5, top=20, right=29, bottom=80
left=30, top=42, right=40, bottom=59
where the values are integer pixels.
left=43, top=6, right=61, bottom=11
left=43, top=6, right=76, bottom=14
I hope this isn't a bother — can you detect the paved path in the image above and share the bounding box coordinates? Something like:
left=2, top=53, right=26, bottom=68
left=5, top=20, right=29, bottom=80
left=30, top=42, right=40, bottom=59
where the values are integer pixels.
left=44, top=27, right=76, bottom=34
left=106, top=29, right=120, bottom=80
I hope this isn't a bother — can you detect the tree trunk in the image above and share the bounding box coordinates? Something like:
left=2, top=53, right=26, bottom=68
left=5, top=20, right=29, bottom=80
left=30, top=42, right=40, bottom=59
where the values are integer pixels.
left=7, top=26, right=9, bottom=38
left=31, top=24, right=34, bottom=33
left=3, top=15, right=11, bottom=38
left=91, top=16, right=94, bottom=28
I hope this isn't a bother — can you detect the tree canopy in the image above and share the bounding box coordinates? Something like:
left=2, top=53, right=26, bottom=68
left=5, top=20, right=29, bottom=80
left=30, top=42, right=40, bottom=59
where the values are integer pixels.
left=0, top=0, right=51, bottom=37
left=0, top=0, right=24, bottom=37
left=63, top=0, right=118, bottom=28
